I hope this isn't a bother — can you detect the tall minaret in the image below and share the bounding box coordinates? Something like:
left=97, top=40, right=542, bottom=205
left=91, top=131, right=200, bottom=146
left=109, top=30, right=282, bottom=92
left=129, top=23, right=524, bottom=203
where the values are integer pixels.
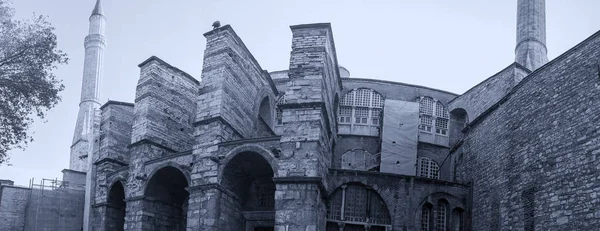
left=69, top=0, right=106, bottom=172
left=515, top=0, right=549, bottom=71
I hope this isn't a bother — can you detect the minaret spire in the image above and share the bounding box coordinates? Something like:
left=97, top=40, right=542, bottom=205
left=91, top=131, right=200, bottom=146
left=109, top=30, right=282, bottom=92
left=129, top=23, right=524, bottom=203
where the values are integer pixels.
left=515, top=0, right=549, bottom=71
left=91, top=0, right=103, bottom=16
left=69, top=0, right=106, bottom=172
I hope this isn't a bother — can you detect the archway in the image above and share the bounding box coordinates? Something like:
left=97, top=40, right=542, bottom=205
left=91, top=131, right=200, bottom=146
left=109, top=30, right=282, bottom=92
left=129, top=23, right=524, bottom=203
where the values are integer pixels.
left=326, top=183, right=391, bottom=230
left=259, top=97, right=272, bottom=127
left=144, top=166, right=189, bottom=230
left=449, top=108, right=468, bottom=146
left=106, top=181, right=126, bottom=231
left=222, top=151, right=275, bottom=230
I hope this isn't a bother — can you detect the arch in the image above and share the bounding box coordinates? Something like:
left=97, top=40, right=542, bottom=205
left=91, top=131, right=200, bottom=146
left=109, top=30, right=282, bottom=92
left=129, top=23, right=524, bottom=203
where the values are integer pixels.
left=326, top=182, right=391, bottom=230
left=417, top=96, right=449, bottom=136
left=420, top=203, right=434, bottom=231
left=451, top=207, right=465, bottom=231
left=143, top=166, right=190, bottom=230
left=219, top=144, right=278, bottom=179
left=259, top=96, right=272, bottom=126
left=220, top=147, right=276, bottom=229
left=106, top=181, right=126, bottom=231
left=337, top=88, right=385, bottom=136
left=417, top=157, right=440, bottom=179
left=449, top=108, right=469, bottom=146
left=340, top=149, right=378, bottom=171
left=145, top=161, right=192, bottom=187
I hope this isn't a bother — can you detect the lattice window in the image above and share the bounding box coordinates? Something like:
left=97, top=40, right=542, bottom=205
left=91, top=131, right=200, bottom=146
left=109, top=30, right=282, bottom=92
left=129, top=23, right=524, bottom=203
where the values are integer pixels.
left=371, top=108, right=382, bottom=125
left=327, top=184, right=391, bottom=228
left=436, top=118, right=449, bottom=135
left=257, top=182, right=275, bottom=209
left=372, top=93, right=384, bottom=108
left=418, top=97, right=449, bottom=136
left=435, top=101, right=449, bottom=118
left=436, top=202, right=447, bottom=231
left=355, top=107, right=369, bottom=124
left=276, top=109, right=283, bottom=125
left=418, top=157, right=440, bottom=179
left=337, top=88, right=385, bottom=129
left=420, top=115, right=433, bottom=132
left=420, top=97, right=434, bottom=115
left=421, top=206, right=431, bottom=231
left=355, top=89, right=370, bottom=107
left=339, top=106, right=352, bottom=124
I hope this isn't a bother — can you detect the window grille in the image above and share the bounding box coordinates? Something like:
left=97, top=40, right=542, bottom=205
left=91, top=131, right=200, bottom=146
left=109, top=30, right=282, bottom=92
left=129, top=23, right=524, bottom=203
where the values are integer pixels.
left=355, top=89, right=370, bottom=107
left=418, top=157, right=440, bottom=179
left=421, top=206, right=431, bottom=231
left=337, top=89, right=385, bottom=129
left=338, top=106, right=352, bottom=124
left=418, top=97, right=449, bottom=135
left=276, top=109, right=283, bottom=125
left=436, top=203, right=447, bottom=231
left=327, top=184, right=391, bottom=228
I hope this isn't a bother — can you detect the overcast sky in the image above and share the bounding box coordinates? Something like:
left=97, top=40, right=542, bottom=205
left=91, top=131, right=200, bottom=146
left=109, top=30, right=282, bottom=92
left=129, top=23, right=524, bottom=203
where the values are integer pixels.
left=2, top=0, right=600, bottom=186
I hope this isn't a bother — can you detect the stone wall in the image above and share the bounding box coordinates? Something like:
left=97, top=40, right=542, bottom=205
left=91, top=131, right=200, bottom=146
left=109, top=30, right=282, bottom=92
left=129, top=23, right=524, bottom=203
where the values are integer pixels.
left=449, top=63, right=529, bottom=123
left=132, top=56, right=199, bottom=154
left=0, top=185, right=30, bottom=231
left=197, top=25, right=278, bottom=139
left=99, top=101, right=135, bottom=163
left=458, top=31, right=600, bottom=230
left=328, top=169, right=470, bottom=231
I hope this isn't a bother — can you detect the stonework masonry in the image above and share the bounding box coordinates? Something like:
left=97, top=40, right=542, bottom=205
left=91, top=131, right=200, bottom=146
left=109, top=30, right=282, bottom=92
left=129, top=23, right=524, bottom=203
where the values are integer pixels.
left=4, top=0, right=600, bottom=230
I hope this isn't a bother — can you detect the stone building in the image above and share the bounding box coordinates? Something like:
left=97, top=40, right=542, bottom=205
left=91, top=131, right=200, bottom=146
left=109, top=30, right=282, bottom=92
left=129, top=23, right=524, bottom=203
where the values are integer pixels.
left=2, top=0, right=600, bottom=230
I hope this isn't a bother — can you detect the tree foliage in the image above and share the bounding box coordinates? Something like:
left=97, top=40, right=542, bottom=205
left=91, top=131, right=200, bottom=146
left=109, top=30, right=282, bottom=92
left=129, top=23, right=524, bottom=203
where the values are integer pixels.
left=0, top=0, right=68, bottom=164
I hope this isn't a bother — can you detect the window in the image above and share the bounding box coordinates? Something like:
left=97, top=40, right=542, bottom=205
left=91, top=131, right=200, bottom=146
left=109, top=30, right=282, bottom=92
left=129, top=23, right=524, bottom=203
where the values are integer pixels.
left=421, top=205, right=432, bottom=231
left=275, top=94, right=285, bottom=125
left=326, top=184, right=391, bottom=229
left=338, top=88, right=384, bottom=127
left=436, top=202, right=447, bottom=231
left=418, top=97, right=449, bottom=136
left=418, top=157, right=440, bottom=179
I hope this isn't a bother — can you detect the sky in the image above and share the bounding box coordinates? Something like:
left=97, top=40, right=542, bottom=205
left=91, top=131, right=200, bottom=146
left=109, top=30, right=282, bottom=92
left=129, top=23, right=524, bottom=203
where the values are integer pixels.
left=1, top=0, right=600, bottom=186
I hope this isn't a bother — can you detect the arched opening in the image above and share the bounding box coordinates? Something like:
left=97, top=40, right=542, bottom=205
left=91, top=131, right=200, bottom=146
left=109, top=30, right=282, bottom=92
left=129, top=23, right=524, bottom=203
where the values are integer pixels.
left=337, top=88, right=384, bottom=136
left=449, top=108, right=468, bottom=146
left=144, top=166, right=189, bottom=230
left=106, top=181, right=126, bottom=231
left=436, top=200, right=449, bottom=231
left=222, top=152, right=275, bottom=230
left=326, top=183, right=391, bottom=230
left=259, top=97, right=272, bottom=128
left=340, top=149, right=378, bottom=171
left=451, top=208, right=465, bottom=231
left=421, top=203, right=434, bottom=231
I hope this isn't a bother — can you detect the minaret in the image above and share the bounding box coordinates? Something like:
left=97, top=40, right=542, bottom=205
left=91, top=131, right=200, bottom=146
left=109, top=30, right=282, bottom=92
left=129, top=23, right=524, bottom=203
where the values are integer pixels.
left=69, top=0, right=106, bottom=172
left=515, top=0, right=549, bottom=71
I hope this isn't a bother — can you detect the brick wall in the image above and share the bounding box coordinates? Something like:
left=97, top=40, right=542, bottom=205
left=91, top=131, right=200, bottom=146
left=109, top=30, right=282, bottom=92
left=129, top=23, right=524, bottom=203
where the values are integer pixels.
left=99, top=101, right=135, bottom=163
left=0, top=185, right=30, bottom=231
left=458, top=31, right=600, bottom=230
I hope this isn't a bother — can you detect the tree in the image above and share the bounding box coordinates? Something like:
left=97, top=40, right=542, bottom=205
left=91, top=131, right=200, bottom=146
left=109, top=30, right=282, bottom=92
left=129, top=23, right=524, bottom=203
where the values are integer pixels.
left=0, top=0, right=68, bottom=164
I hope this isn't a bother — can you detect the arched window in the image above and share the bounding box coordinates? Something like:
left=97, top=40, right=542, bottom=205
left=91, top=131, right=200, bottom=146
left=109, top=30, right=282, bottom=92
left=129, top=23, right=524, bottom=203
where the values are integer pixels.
left=275, top=94, right=285, bottom=125
left=421, top=204, right=433, bottom=231
left=338, top=88, right=384, bottom=126
left=326, top=183, right=391, bottom=230
left=259, top=97, right=272, bottom=127
left=417, top=157, right=440, bottom=179
left=436, top=201, right=448, bottom=231
left=341, top=149, right=379, bottom=171
left=418, top=97, right=449, bottom=136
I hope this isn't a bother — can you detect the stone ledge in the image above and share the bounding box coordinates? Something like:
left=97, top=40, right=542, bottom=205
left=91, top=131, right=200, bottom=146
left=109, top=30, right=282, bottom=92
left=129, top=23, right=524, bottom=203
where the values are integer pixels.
left=144, top=150, right=193, bottom=165
left=127, top=138, right=176, bottom=153
left=99, top=100, right=134, bottom=110
left=218, top=136, right=281, bottom=148
left=138, top=56, right=199, bottom=85
left=272, top=176, right=326, bottom=198
left=192, top=116, right=244, bottom=139
left=93, top=157, right=128, bottom=166
left=186, top=183, right=240, bottom=202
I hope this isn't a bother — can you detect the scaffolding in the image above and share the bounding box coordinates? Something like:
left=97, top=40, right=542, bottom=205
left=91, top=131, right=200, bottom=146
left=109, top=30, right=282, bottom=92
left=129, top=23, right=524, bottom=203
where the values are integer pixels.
left=24, top=178, right=86, bottom=231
